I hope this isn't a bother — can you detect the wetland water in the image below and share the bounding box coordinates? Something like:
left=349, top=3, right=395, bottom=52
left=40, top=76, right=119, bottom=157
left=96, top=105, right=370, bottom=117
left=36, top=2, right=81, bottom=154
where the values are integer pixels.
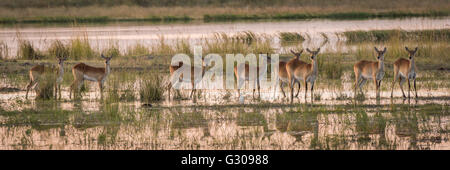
left=0, top=17, right=449, bottom=57
left=0, top=18, right=449, bottom=150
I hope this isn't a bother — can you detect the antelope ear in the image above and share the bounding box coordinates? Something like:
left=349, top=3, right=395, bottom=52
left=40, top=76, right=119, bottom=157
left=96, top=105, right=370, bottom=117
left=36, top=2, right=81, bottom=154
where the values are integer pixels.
left=383, top=47, right=387, bottom=52
left=290, top=50, right=297, bottom=55
left=374, top=47, right=379, bottom=52
left=299, top=49, right=304, bottom=54
left=306, top=48, right=312, bottom=53
left=316, top=48, right=321, bottom=53
left=414, top=47, right=418, bottom=52
left=101, top=53, right=106, bottom=59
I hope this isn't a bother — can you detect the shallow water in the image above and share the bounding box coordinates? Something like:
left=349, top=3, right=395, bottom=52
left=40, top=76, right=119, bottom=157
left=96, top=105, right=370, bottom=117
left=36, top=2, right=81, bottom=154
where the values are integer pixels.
left=0, top=67, right=448, bottom=150
left=0, top=17, right=449, bottom=58
left=0, top=17, right=449, bottom=150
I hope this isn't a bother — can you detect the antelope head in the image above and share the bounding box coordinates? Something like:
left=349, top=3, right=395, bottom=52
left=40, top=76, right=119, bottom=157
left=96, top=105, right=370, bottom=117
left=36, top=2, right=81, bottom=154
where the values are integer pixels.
left=405, top=47, right=418, bottom=60
left=306, top=48, right=320, bottom=60
left=56, top=53, right=68, bottom=65
left=290, top=49, right=303, bottom=59
left=101, top=53, right=113, bottom=65
left=374, top=47, right=387, bottom=61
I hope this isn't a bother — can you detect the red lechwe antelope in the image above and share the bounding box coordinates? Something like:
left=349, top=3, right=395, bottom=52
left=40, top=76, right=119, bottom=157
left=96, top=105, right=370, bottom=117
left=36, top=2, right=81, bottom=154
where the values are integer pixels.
left=69, top=54, right=112, bottom=99
left=353, top=47, right=386, bottom=97
left=286, top=48, right=321, bottom=102
left=234, top=53, right=272, bottom=99
left=391, top=47, right=418, bottom=99
left=274, top=50, right=302, bottom=98
left=25, top=54, right=68, bottom=99
left=168, top=59, right=207, bottom=100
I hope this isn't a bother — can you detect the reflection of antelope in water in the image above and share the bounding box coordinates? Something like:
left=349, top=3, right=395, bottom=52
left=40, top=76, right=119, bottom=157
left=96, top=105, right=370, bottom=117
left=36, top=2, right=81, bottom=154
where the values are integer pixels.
left=274, top=50, right=302, bottom=98
left=286, top=48, right=321, bottom=102
left=26, top=53, right=68, bottom=99
left=353, top=47, right=386, bottom=97
left=69, top=54, right=112, bottom=99
left=275, top=111, right=318, bottom=142
left=391, top=47, right=418, bottom=99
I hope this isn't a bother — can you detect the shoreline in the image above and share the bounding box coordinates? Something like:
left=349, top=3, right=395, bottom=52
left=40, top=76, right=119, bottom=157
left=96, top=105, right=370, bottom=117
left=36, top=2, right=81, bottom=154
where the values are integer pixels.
left=0, top=10, right=448, bottom=24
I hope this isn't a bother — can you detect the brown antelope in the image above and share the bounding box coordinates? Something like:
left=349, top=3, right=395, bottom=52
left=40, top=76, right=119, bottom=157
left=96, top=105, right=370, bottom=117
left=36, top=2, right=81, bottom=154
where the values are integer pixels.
left=234, top=53, right=271, bottom=99
left=69, top=54, right=112, bottom=99
left=25, top=54, right=67, bottom=99
left=275, top=50, right=302, bottom=98
left=168, top=59, right=206, bottom=100
left=286, top=48, right=321, bottom=102
left=353, top=47, right=386, bottom=97
left=391, top=47, right=418, bottom=99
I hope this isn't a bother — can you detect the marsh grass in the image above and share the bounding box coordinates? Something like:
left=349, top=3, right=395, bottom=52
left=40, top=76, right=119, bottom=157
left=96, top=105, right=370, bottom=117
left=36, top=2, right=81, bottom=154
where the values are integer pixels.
left=70, top=33, right=95, bottom=60
left=0, top=15, right=195, bottom=24
left=35, top=73, right=56, bottom=100
left=344, top=29, right=450, bottom=43
left=139, top=73, right=163, bottom=102
left=17, top=39, right=41, bottom=60
left=237, top=112, right=268, bottom=128
left=204, top=32, right=273, bottom=57
left=321, top=55, right=344, bottom=79
left=279, top=32, right=305, bottom=46
left=276, top=111, right=317, bottom=133
left=47, top=40, right=69, bottom=59
left=204, top=11, right=449, bottom=22
left=103, top=43, right=120, bottom=58
left=356, top=112, right=387, bottom=135
left=126, top=43, right=150, bottom=57
left=151, top=36, right=175, bottom=56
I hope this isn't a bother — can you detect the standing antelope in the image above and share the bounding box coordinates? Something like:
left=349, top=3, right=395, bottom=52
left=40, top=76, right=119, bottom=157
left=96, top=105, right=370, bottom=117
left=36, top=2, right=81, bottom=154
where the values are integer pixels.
left=275, top=50, right=302, bottom=98
left=391, top=47, right=418, bottom=99
left=168, top=60, right=206, bottom=100
left=286, top=48, right=321, bottom=102
left=26, top=54, right=67, bottom=99
left=354, top=47, right=386, bottom=97
left=69, top=54, right=112, bottom=99
left=234, top=53, right=271, bottom=99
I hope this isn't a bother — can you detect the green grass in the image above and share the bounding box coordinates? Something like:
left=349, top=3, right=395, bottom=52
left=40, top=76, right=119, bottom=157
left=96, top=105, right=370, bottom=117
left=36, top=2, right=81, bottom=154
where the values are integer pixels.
left=125, top=43, right=150, bottom=57
left=0, top=16, right=194, bottom=24
left=0, top=0, right=448, bottom=24
left=69, top=34, right=96, bottom=60
left=344, top=29, right=450, bottom=43
left=17, top=40, right=42, bottom=60
left=279, top=32, right=305, bottom=46
left=204, top=11, right=449, bottom=22
left=47, top=40, right=69, bottom=59
left=139, top=73, right=164, bottom=102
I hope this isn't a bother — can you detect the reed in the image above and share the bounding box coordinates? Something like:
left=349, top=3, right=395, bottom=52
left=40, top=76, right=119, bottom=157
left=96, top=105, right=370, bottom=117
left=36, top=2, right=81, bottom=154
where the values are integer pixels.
left=17, top=40, right=41, bottom=60
left=69, top=33, right=95, bottom=60
left=47, top=40, right=69, bottom=59
left=139, top=73, right=163, bottom=102
left=279, top=32, right=305, bottom=46
left=344, top=29, right=450, bottom=43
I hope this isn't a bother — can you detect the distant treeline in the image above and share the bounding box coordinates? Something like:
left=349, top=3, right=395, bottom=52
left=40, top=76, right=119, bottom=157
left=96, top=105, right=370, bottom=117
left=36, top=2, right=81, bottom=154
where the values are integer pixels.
left=0, top=0, right=447, bottom=8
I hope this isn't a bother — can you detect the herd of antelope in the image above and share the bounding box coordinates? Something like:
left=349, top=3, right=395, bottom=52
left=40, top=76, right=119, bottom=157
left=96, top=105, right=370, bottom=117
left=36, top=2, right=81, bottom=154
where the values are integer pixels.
left=25, top=46, right=419, bottom=102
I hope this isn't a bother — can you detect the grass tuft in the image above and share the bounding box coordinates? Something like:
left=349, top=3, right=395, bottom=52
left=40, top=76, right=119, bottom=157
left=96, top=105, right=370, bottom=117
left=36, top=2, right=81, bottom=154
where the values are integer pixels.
left=17, top=40, right=41, bottom=60
left=47, top=40, right=69, bottom=59
left=139, top=73, right=163, bottom=102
